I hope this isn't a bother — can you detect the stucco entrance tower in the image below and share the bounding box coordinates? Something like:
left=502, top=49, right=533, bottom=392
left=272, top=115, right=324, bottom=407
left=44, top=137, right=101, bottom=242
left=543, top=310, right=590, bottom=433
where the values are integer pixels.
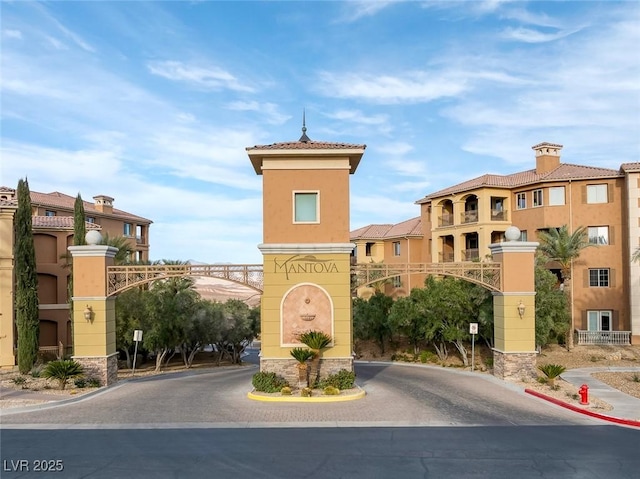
left=247, top=126, right=365, bottom=384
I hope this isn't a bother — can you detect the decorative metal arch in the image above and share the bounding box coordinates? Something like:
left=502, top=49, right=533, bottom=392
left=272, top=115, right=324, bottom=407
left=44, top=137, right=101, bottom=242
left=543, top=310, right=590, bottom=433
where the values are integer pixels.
left=107, top=264, right=264, bottom=297
left=106, top=261, right=502, bottom=297
left=352, top=262, right=502, bottom=292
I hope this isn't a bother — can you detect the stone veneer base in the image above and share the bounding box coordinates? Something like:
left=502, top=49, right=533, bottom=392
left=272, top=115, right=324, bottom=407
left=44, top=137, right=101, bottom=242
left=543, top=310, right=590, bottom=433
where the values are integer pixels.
left=72, top=353, right=119, bottom=386
left=260, top=357, right=353, bottom=386
left=492, top=350, right=537, bottom=380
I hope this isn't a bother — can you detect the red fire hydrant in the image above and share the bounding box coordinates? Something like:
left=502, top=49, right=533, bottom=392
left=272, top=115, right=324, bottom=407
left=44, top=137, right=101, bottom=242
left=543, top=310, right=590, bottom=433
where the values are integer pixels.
left=578, top=384, right=589, bottom=405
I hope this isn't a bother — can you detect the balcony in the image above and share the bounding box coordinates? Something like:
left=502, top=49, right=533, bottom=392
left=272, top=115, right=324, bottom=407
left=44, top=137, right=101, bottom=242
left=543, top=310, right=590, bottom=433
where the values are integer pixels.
left=438, top=213, right=454, bottom=227
left=491, top=209, right=508, bottom=221
left=439, top=252, right=454, bottom=263
left=461, top=211, right=478, bottom=224
left=462, top=249, right=479, bottom=261
left=576, top=330, right=631, bottom=345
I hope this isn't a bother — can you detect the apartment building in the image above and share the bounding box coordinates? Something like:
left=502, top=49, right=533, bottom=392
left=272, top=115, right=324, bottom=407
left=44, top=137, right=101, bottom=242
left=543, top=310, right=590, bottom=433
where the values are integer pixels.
left=0, top=187, right=152, bottom=358
left=351, top=143, right=640, bottom=345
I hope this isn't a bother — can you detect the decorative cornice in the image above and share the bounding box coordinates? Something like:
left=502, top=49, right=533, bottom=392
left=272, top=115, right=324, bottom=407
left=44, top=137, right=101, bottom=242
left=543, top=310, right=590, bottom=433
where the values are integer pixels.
left=488, top=242, right=539, bottom=255
left=68, top=245, right=119, bottom=258
left=258, top=243, right=355, bottom=254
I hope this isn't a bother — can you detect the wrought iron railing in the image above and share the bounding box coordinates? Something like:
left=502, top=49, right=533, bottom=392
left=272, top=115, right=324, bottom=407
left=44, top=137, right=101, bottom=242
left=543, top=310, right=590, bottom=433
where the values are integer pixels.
left=353, top=262, right=501, bottom=292
left=463, top=249, right=479, bottom=261
left=107, top=264, right=263, bottom=296
left=461, top=211, right=478, bottom=223
left=576, top=330, right=631, bottom=345
left=439, top=213, right=454, bottom=227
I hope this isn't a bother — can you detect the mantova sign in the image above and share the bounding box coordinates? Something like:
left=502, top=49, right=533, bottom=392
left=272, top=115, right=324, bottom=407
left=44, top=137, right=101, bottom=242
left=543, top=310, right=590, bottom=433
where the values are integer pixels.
left=273, top=255, right=340, bottom=280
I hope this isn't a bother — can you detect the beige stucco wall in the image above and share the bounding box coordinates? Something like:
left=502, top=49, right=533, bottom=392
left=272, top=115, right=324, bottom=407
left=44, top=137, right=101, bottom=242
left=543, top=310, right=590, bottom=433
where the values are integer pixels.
left=627, top=172, right=640, bottom=344
left=0, top=206, right=17, bottom=368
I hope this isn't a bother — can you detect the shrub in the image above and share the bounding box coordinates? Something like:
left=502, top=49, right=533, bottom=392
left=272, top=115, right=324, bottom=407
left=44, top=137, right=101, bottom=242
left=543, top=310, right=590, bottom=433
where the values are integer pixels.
left=323, top=386, right=340, bottom=396
left=484, top=357, right=494, bottom=368
left=87, top=377, right=101, bottom=388
left=301, top=387, right=312, bottom=397
left=30, top=365, right=43, bottom=378
left=537, top=364, right=566, bottom=387
left=317, top=369, right=356, bottom=390
left=74, top=378, right=87, bottom=388
left=420, top=350, right=435, bottom=364
left=40, top=359, right=84, bottom=390
left=280, top=386, right=292, bottom=395
left=12, top=376, right=27, bottom=385
left=252, top=371, right=289, bottom=393
left=632, top=373, right=640, bottom=383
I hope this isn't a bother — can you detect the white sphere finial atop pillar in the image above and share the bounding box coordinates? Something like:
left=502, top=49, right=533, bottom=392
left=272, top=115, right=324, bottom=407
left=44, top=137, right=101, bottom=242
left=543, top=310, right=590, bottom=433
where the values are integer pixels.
left=504, top=226, right=521, bottom=242
left=85, top=230, right=103, bottom=245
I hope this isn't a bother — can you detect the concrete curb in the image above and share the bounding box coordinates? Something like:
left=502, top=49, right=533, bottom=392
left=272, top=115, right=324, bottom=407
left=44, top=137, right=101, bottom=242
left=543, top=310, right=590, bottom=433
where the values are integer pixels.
left=525, top=388, right=640, bottom=428
left=247, top=388, right=366, bottom=402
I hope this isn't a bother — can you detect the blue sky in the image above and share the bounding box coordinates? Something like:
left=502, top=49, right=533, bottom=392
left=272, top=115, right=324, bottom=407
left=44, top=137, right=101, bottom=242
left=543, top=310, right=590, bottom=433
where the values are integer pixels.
left=2, top=1, right=639, bottom=264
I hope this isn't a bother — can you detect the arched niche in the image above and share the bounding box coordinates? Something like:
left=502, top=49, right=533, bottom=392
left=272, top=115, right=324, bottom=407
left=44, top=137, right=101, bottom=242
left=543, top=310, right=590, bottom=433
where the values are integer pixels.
left=280, top=282, right=333, bottom=347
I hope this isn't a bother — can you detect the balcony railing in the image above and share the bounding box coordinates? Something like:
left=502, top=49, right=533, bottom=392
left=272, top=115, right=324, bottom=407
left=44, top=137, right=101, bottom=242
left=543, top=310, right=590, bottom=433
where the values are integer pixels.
left=463, top=249, right=479, bottom=261
left=576, top=330, right=631, bottom=345
left=461, top=211, right=478, bottom=224
left=491, top=209, right=508, bottom=221
left=439, top=213, right=454, bottom=227
left=439, top=252, right=454, bottom=263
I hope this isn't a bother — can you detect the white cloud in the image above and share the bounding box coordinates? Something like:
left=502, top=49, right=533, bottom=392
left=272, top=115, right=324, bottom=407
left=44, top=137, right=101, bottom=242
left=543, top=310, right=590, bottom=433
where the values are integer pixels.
left=226, top=101, right=290, bottom=125
left=324, top=109, right=389, bottom=126
left=337, top=1, right=402, bottom=23
left=3, top=29, right=22, bottom=39
left=316, top=71, right=468, bottom=104
left=501, top=26, right=583, bottom=43
left=377, top=142, right=414, bottom=156
left=147, top=60, right=254, bottom=92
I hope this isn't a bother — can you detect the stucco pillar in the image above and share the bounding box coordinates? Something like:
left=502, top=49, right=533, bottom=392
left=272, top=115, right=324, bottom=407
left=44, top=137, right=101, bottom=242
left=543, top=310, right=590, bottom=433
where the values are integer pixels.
left=488, top=227, right=538, bottom=380
left=68, top=236, right=118, bottom=386
left=0, top=205, right=17, bottom=368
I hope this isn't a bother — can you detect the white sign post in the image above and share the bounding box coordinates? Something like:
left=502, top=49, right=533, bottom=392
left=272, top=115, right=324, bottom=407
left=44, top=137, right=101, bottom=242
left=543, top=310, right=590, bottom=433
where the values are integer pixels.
left=469, top=323, right=478, bottom=372
left=132, top=330, right=143, bottom=377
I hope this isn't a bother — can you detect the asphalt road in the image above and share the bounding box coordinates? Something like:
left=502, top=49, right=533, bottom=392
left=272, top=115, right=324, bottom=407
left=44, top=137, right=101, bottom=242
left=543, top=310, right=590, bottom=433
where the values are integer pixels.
left=2, top=359, right=639, bottom=478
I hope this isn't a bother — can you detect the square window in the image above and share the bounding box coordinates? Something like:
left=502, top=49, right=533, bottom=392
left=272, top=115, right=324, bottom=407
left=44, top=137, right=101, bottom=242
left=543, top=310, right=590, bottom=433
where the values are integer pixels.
left=86, top=217, right=95, bottom=224
left=587, top=184, right=608, bottom=204
left=587, top=310, right=612, bottom=331
left=123, top=223, right=133, bottom=236
left=588, top=226, right=609, bottom=245
left=294, top=192, right=319, bottom=223
left=516, top=193, right=526, bottom=209
left=392, top=276, right=402, bottom=288
left=549, top=187, right=565, bottom=206
left=45, top=210, right=56, bottom=217
left=393, top=241, right=401, bottom=256
left=520, top=230, right=528, bottom=242
left=589, top=268, right=609, bottom=287
left=532, top=189, right=543, bottom=207
left=365, top=242, right=373, bottom=256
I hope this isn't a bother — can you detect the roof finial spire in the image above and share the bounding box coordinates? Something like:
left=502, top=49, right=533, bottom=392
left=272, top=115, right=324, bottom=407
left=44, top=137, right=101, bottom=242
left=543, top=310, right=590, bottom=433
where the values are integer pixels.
left=299, top=108, right=310, bottom=142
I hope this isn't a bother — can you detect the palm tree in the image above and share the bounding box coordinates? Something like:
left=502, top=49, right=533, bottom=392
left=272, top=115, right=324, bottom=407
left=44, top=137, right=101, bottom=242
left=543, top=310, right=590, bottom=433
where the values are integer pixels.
left=100, top=233, right=134, bottom=265
left=632, top=246, right=640, bottom=264
left=290, top=347, right=315, bottom=387
left=298, top=330, right=332, bottom=387
left=536, top=225, right=592, bottom=349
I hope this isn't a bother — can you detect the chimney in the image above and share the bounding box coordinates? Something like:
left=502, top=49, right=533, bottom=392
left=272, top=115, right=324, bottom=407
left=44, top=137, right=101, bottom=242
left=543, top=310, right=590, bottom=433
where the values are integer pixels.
left=532, top=142, right=562, bottom=175
left=93, top=195, right=114, bottom=214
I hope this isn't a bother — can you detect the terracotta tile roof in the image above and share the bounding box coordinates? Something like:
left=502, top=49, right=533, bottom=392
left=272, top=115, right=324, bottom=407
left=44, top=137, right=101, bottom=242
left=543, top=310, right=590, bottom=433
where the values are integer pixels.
left=350, top=224, right=393, bottom=240
left=0, top=186, right=16, bottom=193
left=385, top=217, right=422, bottom=238
left=621, top=162, right=640, bottom=172
left=351, top=217, right=422, bottom=240
left=32, top=216, right=102, bottom=230
left=417, top=163, right=622, bottom=203
left=247, top=140, right=366, bottom=150
left=28, top=190, right=152, bottom=223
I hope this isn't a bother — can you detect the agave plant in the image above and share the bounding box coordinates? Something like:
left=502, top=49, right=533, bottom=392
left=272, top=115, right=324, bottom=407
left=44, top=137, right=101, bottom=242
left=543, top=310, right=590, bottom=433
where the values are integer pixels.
left=298, top=331, right=332, bottom=387
left=41, top=359, right=84, bottom=390
left=290, top=347, right=316, bottom=386
left=537, top=363, right=566, bottom=387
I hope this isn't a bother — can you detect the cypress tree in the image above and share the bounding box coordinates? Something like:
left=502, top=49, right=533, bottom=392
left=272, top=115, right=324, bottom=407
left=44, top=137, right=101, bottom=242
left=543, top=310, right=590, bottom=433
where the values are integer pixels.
left=73, top=193, right=86, bottom=246
left=15, top=178, right=40, bottom=373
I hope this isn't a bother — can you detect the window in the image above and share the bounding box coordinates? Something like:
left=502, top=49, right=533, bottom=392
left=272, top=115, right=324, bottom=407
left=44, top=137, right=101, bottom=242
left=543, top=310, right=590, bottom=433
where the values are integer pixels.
left=516, top=193, right=526, bottom=209
left=589, top=268, right=609, bottom=287
left=86, top=217, right=95, bottom=224
left=393, top=241, right=401, bottom=256
left=392, top=276, right=402, bottom=288
left=532, top=189, right=543, bottom=207
left=587, top=184, right=608, bottom=204
left=45, top=210, right=56, bottom=217
left=293, top=191, right=319, bottom=223
left=588, top=226, right=609, bottom=245
left=588, top=310, right=612, bottom=331
left=548, top=187, right=565, bottom=206
left=365, top=242, right=374, bottom=256
left=520, top=230, right=528, bottom=242
left=123, top=223, right=133, bottom=236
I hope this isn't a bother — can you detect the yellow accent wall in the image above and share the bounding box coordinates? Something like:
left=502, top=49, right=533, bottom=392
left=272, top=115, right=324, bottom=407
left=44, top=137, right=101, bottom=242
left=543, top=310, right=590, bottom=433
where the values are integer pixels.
left=0, top=207, right=17, bottom=368
left=261, top=253, right=352, bottom=359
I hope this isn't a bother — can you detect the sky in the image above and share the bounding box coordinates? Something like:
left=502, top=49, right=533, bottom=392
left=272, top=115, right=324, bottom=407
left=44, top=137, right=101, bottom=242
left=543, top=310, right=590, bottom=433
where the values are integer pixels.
left=2, top=0, right=639, bottom=264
